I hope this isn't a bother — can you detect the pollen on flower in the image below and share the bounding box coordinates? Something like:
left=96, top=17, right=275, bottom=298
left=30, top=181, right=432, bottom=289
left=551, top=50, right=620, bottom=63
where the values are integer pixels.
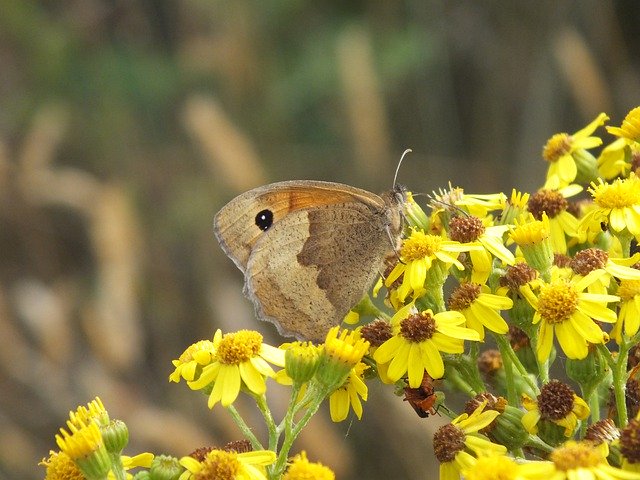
left=617, top=279, right=640, bottom=301
left=40, top=451, right=84, bottom=480
left=199, top=450, right=241, bottom=479
left=528, top=190, right=569, bottom=219
left=448, top=283, right=481, bottom=310
left=400, top=230, right=442, bottom=261
left=400, top=312, right=436, bottom=342
left=448, top=216, right=485, bottom=243
left=537, top=380, right=575, bottom=421
left=590, top=175, right=640, bottom=209
left=543, top=133, right=572, bottom=163
left=432, top=423, right=465, bottom=463
left=570, top=248, right=608, bottom=275
left=537, top=281, right=578, bottom=324
left=550, top=441, right=603, bottom=471
left=510, top=213, right=550, bottom=245
left=216, top=331, right=263, bottom=364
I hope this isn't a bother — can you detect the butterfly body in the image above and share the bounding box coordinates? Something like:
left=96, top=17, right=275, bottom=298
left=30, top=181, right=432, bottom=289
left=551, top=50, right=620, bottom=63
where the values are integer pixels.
left=214, top=180, right=404, bottom=340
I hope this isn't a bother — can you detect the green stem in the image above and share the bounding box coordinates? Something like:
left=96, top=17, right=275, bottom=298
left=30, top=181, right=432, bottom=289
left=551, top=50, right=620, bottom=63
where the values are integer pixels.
left=524, top=434, right=555, bottom=455
left=494, top=334, right=540, bottom=396
left=226, top=404, right=264, bottom=451
left=255, top=394, right=278, bottom=450
left=597, top=343, right=629, bottom=427
left=583, top=386, right=599, bottom=436
left=107, top=453, right=127, bottom=480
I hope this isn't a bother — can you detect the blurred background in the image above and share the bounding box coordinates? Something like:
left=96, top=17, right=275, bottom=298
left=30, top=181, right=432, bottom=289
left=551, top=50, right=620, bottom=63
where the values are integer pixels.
left=1, top=1, right=640, bottom=478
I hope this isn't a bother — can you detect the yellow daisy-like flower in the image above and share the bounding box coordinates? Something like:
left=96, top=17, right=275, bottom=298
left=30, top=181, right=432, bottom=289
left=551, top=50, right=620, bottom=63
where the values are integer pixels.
left=385, top=228, right=482, bottom=302
left=41, top=450, right=84, bottom=480
left=509, top=213, right=554, bottom=275
left=187, top=330, right=285, bottom=408
left=179, top=449, right=277, bottom=480
left=372, top=303, right=480, bottom=387
left=612, top=279, right=640, bottom=342
left=569, top=247, right=640, bottom=295
left=433, top=402, right=506, bottom=480
left=314, top=326, right=370, bottom=392
left=579, top=173, right=640, bottom=242
left=607, top=106, right=640, bottom=144
left=521, top=380, right=590, bottom=438
left=283, top=451, right=335, bottom=480
left=520, top=268, right=618, bottom=361
left=55, top=420, right=111, bottom=480
left=527, top=186, right=582, bottom=254
left=448, top=215, right=515, bottom=285
left=542, top=112, right=608, bottom=189
left=598, top=137, right=634, bottom=180
left=518, top=440, right=638, bottom=480
left=448, top=283, right=512, bottom=340
left=329, top=361, right=368, bottom=422
left=454, top=191, right=507, bottom=219
left=169, top=338, right=216, bottom=383
left=460, top=454, right=526, bottom=480
left=499, top=189, right=531, bottom=226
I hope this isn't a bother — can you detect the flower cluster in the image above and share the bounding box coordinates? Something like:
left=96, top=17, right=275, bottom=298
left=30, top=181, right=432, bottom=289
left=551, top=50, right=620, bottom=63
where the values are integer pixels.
left=42, top=107, right=640, bottom=479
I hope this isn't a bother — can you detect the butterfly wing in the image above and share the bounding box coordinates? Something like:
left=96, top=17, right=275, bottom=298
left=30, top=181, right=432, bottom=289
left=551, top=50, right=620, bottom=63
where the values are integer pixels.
left=214, top=181, right=402, bottom=340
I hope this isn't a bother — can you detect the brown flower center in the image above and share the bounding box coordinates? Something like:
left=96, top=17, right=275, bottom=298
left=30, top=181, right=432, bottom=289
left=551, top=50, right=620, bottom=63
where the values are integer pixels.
left=448, top=215, right=485, bottom=243
left=570, top=248, right=608, bottom=275
left=400, top=312, right=436, bottom=343
left=448, top=283, right=481, bottom=311
left=538, top=380, right=575, bottom=421
left=432, top=424, right=465, bottom=463
left=527, top=190, right=568, bottom=220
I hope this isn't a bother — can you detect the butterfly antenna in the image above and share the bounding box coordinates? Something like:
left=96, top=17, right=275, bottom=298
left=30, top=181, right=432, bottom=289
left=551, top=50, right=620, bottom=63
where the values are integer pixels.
left=393, top=149, right=412, bottom=189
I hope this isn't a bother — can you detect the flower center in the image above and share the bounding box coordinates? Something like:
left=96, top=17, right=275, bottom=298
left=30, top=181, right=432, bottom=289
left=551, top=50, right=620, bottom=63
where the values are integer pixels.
left=617, top=279, right=640, bottom=301
left=448, top=283, right=481, bottom=310
left=537, top=281, right=578, bottom=324
left=499, top=263, right=538, bottom=291
left=538, top=380, right=575, bottom=421
left=400, top=231, right=442, bottom=261
left=432, top=423, right=465, bottom=463
left=400, top=312, right=436, bottom=343
left=543, top=133, right=572, bottom=163
left=570, top=248, right=608, bottom=275
left=360, top=319, right=393, bottom=347
left=590, top=175, right=640, bottom=209
left=527, top=190, right=568, bottom=220
left=217, top=331, right=262, bottom=364
left=199, top=450, right=241, bottom=480
left=550, top=442, right=603, bottom=471
left=448, top=216, right=485, bottom=243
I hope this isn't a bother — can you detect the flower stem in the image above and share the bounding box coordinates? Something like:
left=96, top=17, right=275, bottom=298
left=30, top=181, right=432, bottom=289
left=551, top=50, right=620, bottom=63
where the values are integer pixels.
left=226, top=404, right=263, bottom=451
left=494, top=334, right=540, bottom=396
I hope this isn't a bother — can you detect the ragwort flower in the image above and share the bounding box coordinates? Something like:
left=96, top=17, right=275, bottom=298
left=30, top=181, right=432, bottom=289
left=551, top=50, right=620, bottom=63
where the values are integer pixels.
left=373, top=303, right=480, bottom=387
left=612, top=279, right=640, bottom=342
left=527, top=186, right=581, bottom=254
left=385, top=228, right=482, bottom=303
left=521, top=380, right=589, bottom=438
left=187, top=330, right=285, bottom=408
left=520, top=269, right=618, bottom=361
left=542, top=112, right=608, bottom=189
left=328, top=361, right=368, bottom=422
left=179, top=449, right=276, bottom=480
left=283, top=451, right=335, bottom=480
left=433, top=402, right=506, bottom=480
left=447, top=283, right=512, bottom=340
left=579, top=173, right=640, bottom=243
left=607, top=106, right=640, bottom=145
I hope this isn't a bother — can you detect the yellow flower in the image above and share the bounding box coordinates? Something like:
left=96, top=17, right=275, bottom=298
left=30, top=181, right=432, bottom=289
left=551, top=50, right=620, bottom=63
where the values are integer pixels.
left=520, top=268, right=618, bottom=361
left=518, top=440, right=637, bottom=480
left=607, top=106, right=640, bottom=144
left=521, top=380, right=590, bottom=437
left=385, top=228, right=482, bottom=302
left=448, top=215, right=515, bottom=284
left=509, top=213, right=554, bottom=274
left=41, top=450, right=84, bottom=480
left=329, top=361, right=368, bottom=422
left=542, top=112, right=608, bottom=189
left=314, top=326, right=370, bottom=391
left=170, top=338, right=216, bottom=383
left=283, top=451, right=335, bottom=480
left=598, top=138, right=634, bottom=180
left=612, top=279, right=640, bottom=342
left=187, top=330, right=285, bottom=408
left=569, top=248, right=640, bottom=295
left=579, top=173, right=640, bottom=242
left=179, top=449, right=276, bottom=480
left=448, top=283, right=512, bottom=340
left=527, top=186, right=582, bottom=254
left=373, top=303, right=480, bottom=386
left=499, top=189, right=530, bottom=226
left=460, top=455, right=526, bottom=480
left=55, top=420, right=111, bottom=480
left=433, top=402, right=506, bottom=480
